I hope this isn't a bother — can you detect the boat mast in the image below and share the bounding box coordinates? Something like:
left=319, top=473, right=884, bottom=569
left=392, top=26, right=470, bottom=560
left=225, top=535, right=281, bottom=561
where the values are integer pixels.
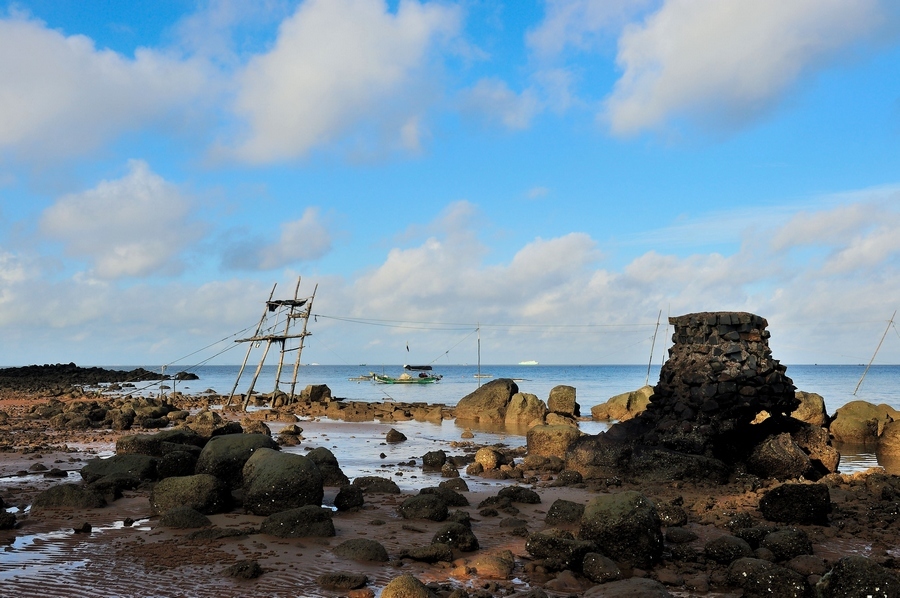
left=854, top=310, right=896, bottom=396
left=645, top=310, right=662, bottom=386
left=477, top=324, right=481, bottom=387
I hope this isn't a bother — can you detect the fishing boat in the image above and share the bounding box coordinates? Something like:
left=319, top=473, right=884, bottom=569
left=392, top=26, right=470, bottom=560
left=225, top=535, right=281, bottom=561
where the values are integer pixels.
left=373, top=372, right=441, bottom=384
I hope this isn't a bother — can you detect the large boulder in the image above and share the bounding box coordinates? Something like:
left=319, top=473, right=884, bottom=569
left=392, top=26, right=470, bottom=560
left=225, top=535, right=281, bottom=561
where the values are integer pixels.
left=505, top=393, right=548, bottom=426
left=455, top=378, right=518, bottom=423
left=829, top=401, right=896, bottom=445
left=259, top=505, right=335, bottom=537
left=149, top=474, right=231, bottom=515
left=116, top=428, right=206, bottom=457
left=791, top=391, right=829, bottom=427
left=381, top=574, right=439, bottom=598
left=565, top=433, right=631, bottom=479
left=332, top=538, right=390, bottom=562
left=194, top=433, right=279, bottom=489
left=398, top=494, right=448, bottom=521
left=816, top=555, right=900, bottom=598
left=759, top=483, right=831, bottom=525
left=185, top=410, right=241, bottom=438
left=305, top=447, right=350, bottom=486
left=746, top=433, right=811, bottom=481
left=432, top=522, right=479, bottom=551
left=578, top=491, right=663, bottom=569
left=527, top=424, right=582, bottom=458
left=548, top=385, right=579, bottom=417
left=351, top=476, right=401, bottom=494
left=591, top=386, right=653, bottom=421
left=81, top=454, right=158, bottom=483
left=525, top=528, right=596, bottom=570
left=581, top=577, right=672, bottom=597
left=877, top=420, right=900, bottom=456
left=31, top=484, right=106, bottom=511
left=241, top=448, right=324, bottom=516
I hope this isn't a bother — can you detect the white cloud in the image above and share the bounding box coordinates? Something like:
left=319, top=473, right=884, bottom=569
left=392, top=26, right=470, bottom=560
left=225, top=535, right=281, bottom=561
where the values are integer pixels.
left=223, top=207, right=333, bottom=270
left=0, top=15, right=210, bottom=158
left=527, top=0, right=654, bottom=56
left=604, top=0, right=888, bottom=135
left=39, top=160, right=201, bottom=279
left=230, top=0, right=460, bottom=162
left=458, top=78, right=542, bottom=130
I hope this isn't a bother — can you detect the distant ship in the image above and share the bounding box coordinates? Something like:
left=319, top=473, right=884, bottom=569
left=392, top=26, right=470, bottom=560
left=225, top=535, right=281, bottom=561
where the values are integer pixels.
left=518, top=360, right=539, bottom=366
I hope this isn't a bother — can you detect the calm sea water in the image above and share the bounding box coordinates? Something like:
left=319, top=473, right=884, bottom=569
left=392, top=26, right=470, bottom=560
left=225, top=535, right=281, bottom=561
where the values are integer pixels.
left=126, top=363, right=900, bottom=415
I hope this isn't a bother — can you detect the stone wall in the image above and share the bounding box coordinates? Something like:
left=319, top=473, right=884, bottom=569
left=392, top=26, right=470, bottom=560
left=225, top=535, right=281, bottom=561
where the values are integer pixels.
left=640, top=311, right=798, bottom=456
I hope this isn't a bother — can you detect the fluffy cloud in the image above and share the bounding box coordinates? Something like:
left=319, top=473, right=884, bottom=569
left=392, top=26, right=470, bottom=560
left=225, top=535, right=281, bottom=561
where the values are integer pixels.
left=39, top=160, right=201, bottom=278
left=605, top=0, right=888, bottom=135
left=222, top=207, right=332, bottom=270
left=230, top=0, right=460, bottom=162
left=0, top=15, right=209, bottom=159
left=458, top=78, right=542, bottom=130
left=527, top=0, right=654, bottom=56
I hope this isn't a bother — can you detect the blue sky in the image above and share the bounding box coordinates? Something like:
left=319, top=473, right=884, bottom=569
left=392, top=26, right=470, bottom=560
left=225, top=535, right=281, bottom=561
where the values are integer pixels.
left=2, top=0, right=900, bottom=367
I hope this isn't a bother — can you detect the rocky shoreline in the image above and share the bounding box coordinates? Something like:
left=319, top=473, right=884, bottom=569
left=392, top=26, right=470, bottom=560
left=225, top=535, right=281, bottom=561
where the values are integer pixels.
left=2, top=312, right=900, bottom=597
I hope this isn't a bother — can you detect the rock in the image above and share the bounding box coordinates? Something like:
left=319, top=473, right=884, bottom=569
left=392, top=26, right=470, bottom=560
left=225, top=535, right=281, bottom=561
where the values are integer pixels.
left=351, top=476, right=401, bottom=494
left=474, top=447, right=505, bottom=470
left=761, top=529, right=813, bottom=562
left=527, top=424, right=582, bottom=458
left=565, top=433, right=630, bottom=479
left=464, top=550, right=515, bottom=578
left=582, top=552, right=622, bottom=583
left=422, top=450, right=446, bottom=469
left=305, top=447, right=350, bottom=486
left=149, top=474, right=231, bottom=515
left=759, top=483, right=831, bottom=525
left=525, top=528, right=596, bottom=570
left=704, top=535, right=753, bottom=564
left=545, top=498, right=585, bottom=526
left=398, top=494, right=448, bottom=521
left=548, top=385, right=579, bottom=417
left=31, top=484, right=106, bottom=511
left=629, top=446, right=730, bottom=483
left=440, top=477, right=469, bottom=492
left=455, top=379, right=518, bottom=423
left=115, top=429, right=205, bottom=456
left=80, top=454, right=158, bottom=484
left=259, top=505, right=335, bottom=537
left=581, top=577, right=673, bottom=597
left=505, top=393, right=548, bottom=426
left=829, top=400, right=896, bottom=445
left=223, top=560, right=263, bottom=579
left=816, top=555, right=900, bottom=598
left=241, top=419, right=271, bottom=436
left=241, top=447, right=324, bottom=516
left=87, top=472, right=140, bottom=501
left=332, top=538, right=389, bottom=562
left=400, top=542, right=454, bottom=563
left=432, top=522, right=479, bottom=551
left=316, top=573, right=369, bottom=591
left=740, top=563, right=808, bottom=597
left=334, top=485, right=365, bottom=511
left=578, top=491, right=663, bottom=569
left=747, top=433, right=811, bottom=481
left=386, top=428, right=407, bottom=443
left=157, top=450, right=199, bottom=479
left=877, top=420, right=900, bottom=456
left=791, top=391, right=829, bottom=427
left=0, top=510, right=16, bottom=530
left=665, top=527, right=697, bottom=544
left=419, top=486, right=468, bottom=507
left=545, top=412, right=579, bottom=427
left=187, top=410, right=236, bottom=438
left=194, top=433, right=279, bottom=489
left=656, top=502, right=688, bottom=527
left=592, top=386, right=653, bottom=421
left=158, top=506, right=212, bottom=528
left=381, top=574, right=438, bottom=598
left=498, top=485, right=540, bottom=504
left=785, top=554, right=827, bottom=577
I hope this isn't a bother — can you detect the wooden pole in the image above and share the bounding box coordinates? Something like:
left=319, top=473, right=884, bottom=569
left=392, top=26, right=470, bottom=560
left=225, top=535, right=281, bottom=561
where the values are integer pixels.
left=288, top=283, right=317, bottom=400
left=273, top=277, right=302, bottom=393
left=227, top=283, right=276, bottom=406
left=645, top=310, right=662, bottom=386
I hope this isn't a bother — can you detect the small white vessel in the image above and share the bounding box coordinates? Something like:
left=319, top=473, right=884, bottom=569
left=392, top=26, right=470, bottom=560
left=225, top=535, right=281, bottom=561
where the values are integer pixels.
left=518, top=360, right=538, bottom=366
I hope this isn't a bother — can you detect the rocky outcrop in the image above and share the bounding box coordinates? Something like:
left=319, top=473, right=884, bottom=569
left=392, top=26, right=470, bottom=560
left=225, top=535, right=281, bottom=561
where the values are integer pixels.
left=816, top=555, right=900, bottom=597
left=81, top=454, right=158, bottom=484
left=455, top=379, right=518, bottom=423
left=548, top=385, right=579, bottom=417
left=505, top=393, right=548, bottom=426
left=758, top=482, right=831, bottom=525
left=31, top=484, right=106, bottom=511
left=305, top=447, right=349, bottom=486
left=259, top=505, right=335, bottom=537
left=149, top=474, right=231, bottom=515
left=829, top=400, right=897, bottom=445
left=527, top=424, right=582, bottom=458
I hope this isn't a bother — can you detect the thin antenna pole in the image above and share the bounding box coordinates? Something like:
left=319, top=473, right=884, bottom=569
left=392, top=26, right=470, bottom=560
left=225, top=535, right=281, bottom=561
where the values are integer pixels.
left=646, top=310, right=662, bottom=386
left=477, top=324, right=481, bottom=387
left=854, top=310, right=896, bottom=396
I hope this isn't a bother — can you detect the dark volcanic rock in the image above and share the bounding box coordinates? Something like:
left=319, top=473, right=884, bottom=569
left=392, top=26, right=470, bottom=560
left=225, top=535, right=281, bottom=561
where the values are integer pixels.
left=578, top=490, right=663, bottom=569
left=759, top=483, right=831, bottom=525
left=432, top=522, right=479, bottom=551
left=149, top=474, right=231, bottom=515
left=81, top=454, right=158, bottom=484
left=259, top=505, right=335, bottom=538
left=194, top=433, right=279, bottom=489
left=816, top=555, right=900, bottom=598
left=241, top=448, right=323, bottom=516
left=158, top=506, right=212, bottom=528
left=526, top=528, right=596, bottom=571
left=31, top=484, right=106, bottom=511
left=351, top=476, right=401, bottom=494
left=398, top=494, right=448, bottom=521
left=305, top=447, right=350, bottom=486
left=334, top=485, right=364, bottom=511
left=332, top=538, right=389, bottom=562
left=545, top=498, right=585, bottom=526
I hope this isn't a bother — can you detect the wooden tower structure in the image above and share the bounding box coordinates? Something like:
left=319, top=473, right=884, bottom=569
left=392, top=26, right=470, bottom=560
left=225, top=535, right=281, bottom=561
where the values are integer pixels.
left=226, top=277, right=317, bottom=410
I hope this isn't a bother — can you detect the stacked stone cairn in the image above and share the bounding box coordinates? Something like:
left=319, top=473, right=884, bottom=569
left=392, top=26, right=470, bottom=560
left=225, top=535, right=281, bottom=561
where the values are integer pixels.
left=639, top=312, right=798, bottom=458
